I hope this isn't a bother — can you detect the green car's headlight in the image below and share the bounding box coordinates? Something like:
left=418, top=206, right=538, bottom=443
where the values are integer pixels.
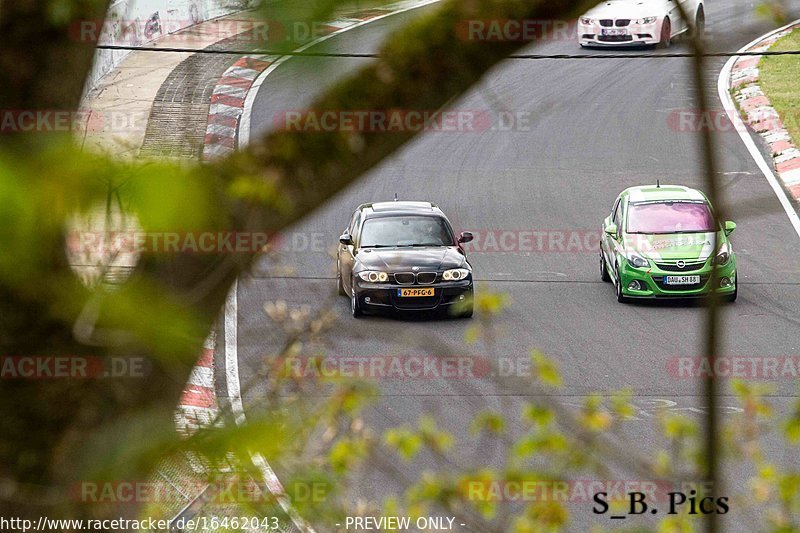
left=358, top=271, right=389, bottom=282
left=626, top=252, right=649, bottom=268
left=443, top=268, right=470, bottom=281
left=712, top=243, right=730, bottom=266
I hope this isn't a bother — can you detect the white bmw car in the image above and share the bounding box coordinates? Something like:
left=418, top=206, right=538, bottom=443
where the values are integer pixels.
left=578, top=0, right=704, bottom=47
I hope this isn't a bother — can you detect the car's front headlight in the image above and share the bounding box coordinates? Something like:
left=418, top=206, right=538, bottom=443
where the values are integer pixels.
left=580, top=17, right=595, bottom=25
left=625, top=252, right=649, bottom=268
left=635, top=16, right=658, bottom=24
left=442, top=268, right=470, bottom=281
left=712, top=243, right=730, bottom=266
left=358, top=271, right=389, bottom=282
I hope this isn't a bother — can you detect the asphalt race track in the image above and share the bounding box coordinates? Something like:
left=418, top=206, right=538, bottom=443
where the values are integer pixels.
left=221, top=2, right=800, bottom=530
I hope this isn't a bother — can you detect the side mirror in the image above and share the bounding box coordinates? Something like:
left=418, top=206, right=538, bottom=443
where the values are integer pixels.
left=458, top=231, right=474, bottom=244
left=724, top=220, right=736, bottom=235
left=604, top=224, right=618, bottom=236
left=339, top=233, right=352, bottom=245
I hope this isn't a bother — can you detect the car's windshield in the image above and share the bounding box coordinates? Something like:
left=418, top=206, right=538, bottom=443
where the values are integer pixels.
left=359, top=215, right=453, bottom=247
left=627, top=201, right=715, bottom=234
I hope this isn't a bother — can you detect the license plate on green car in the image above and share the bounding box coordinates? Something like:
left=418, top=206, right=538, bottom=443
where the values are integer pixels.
left=664, top=275, right=700, bottom=285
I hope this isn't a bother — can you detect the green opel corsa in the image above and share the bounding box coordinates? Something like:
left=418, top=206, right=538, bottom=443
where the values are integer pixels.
left=600, top=185, right=737, bottom=303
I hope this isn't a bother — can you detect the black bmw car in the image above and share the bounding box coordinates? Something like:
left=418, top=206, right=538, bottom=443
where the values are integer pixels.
left=336, top=201, right=474, bottom=318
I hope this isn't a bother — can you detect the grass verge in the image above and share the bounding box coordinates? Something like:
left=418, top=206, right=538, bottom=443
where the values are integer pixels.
left=759, top=28, right=800, bottom=144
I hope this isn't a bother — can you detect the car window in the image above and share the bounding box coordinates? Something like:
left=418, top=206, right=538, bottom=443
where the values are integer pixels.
left=613, top=199, right=623, bottom=227
left=627, top=201, right=715, bottom=234
left=359, top=216, right=454, bottom=247
left=611, top=198, right=621, bottom=223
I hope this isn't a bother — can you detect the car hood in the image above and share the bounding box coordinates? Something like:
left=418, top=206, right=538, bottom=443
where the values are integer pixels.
left=584, top=0, right=660, bottom=19
left=356, top=246, right=466, bottom=271
left=624, top=231, right=723, bottom=261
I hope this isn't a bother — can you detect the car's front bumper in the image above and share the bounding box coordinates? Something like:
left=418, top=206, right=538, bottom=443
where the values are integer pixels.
left=353, top=279, right=473, bottom=313
left=578, top=22, right=660, bottom=47
left=618, top=259, right=737, bottom=299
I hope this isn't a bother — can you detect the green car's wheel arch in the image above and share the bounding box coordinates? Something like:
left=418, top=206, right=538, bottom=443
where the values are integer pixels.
left=728, top=276, right=738, bottom=303
left=615, top=264, right=627, bottom=303
left=601, top=252, right=611, bottom=282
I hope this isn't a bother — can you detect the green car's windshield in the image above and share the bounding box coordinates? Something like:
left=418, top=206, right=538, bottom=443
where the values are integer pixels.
left=627, top=201, right=715, bottom=234
left=360, top=215, right=454, bottom=247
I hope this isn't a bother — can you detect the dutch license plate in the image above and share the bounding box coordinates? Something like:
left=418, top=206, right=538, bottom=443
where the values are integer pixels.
left=397, top=287, right=434, bottom=297
left=601, top=28, right=628, bottom=36
left=664, top=275, right=700, bottom=285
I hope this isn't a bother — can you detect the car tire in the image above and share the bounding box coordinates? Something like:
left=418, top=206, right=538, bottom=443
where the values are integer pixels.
left=659, top=18, right=671, bottom=48
left=350, top=280, right=363, bottom=318
left=692, top=7, right=705, bottom=39
left=601, top=253, right=611, bottom=282
left=615, top=272, right=628, bottom=303
left=336, top=263, right=346, bottom=296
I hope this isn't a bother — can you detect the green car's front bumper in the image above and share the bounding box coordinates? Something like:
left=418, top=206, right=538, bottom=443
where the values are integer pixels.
left=618, top=256, right=737, bottom=299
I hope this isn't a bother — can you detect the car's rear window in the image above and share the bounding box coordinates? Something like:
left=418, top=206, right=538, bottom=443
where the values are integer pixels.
left=627, top=201, right=715, bottom=234
left=360, top=216, right=453, bottom=247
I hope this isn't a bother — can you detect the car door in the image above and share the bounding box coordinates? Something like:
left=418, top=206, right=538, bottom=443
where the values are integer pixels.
left=339, top=210, right=360, bottom=293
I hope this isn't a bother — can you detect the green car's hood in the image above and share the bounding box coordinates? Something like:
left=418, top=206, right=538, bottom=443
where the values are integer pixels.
left=623, top=231, right=723, bottom=261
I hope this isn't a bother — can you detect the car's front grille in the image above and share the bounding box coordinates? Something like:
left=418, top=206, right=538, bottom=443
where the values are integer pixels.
left=598, top=34, right=633, bottom=42
left=393, top=272, right=439, bottom=285
left=416, top=272, right=437, bottom=284
left=615, top=19, right=631, bottom=27
left=655, top=261, right=706, bottom=272
left=652, top=275, right=710, bottom=291
left=394, top=272, right=415, bottom=285
left=599, top=19, right=613, bottom=27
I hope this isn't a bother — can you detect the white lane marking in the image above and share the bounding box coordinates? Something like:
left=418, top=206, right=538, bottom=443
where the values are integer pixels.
left=717, top=20, right=800, bottom=240
left=239, top=0, right=441, bottom=147
left=224, top=279, right=315, bottom=532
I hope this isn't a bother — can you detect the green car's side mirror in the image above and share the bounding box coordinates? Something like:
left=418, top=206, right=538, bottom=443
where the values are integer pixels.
left=604, top=224, right=618, bottom=236
left=724, top=220, right=736, bottom=235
